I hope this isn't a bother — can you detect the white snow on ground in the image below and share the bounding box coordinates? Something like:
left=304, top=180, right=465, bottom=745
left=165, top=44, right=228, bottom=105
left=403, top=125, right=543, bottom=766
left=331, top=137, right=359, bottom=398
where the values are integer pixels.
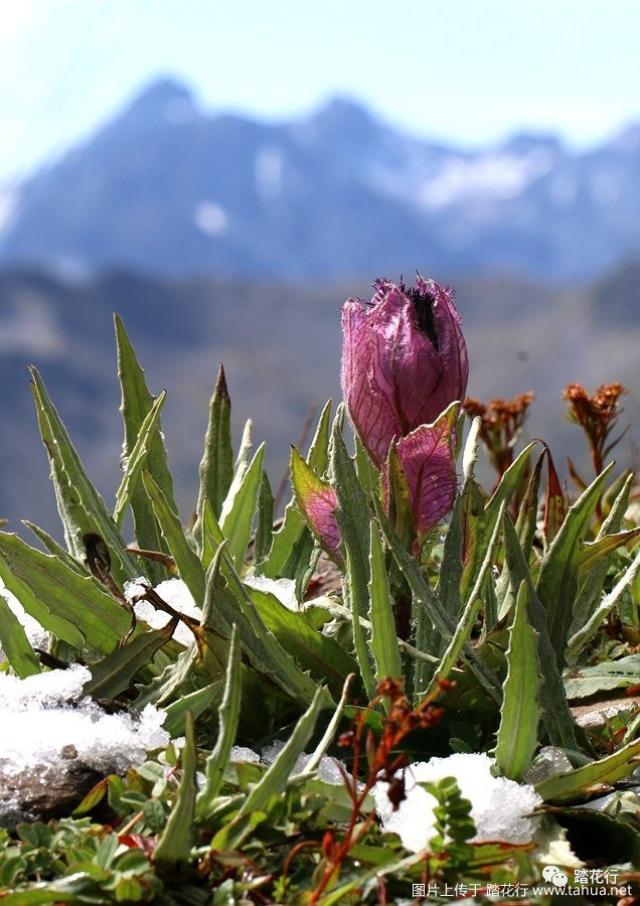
left=229, top=741, right=345, bottom=785
left=245, top=575, right=299, bottom=611
left=0, top=665, right=168, bottom=780
left=374, top=752, right=542, bottom=852
left=124, top=577, right=202, bottom=647
left=0, top=582, right=48, bottom=652
left=262, top=741, right=345, bottom=784
left=230, top=746, right=261, bottom=764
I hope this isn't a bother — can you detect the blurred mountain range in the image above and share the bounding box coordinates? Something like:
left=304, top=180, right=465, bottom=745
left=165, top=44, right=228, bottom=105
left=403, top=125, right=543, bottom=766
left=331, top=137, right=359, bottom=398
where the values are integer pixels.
left=2, top=78, right=640, bottom=282
left=1, top=264, right=639, bottom=536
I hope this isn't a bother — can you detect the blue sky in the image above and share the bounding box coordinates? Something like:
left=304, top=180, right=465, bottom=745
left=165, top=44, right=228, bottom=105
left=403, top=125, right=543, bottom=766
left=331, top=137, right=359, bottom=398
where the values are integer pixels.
left=2, top=0, right=639, bottom=180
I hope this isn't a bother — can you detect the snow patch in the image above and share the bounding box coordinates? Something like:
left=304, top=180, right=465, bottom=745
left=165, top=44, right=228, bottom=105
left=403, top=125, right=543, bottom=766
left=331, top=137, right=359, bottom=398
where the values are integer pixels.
left=230, top=746, right=261, bottom=764
left=374, top=752, right=541, bottom=852
left=0, top=665, right=169, bottom=779
left=418, top=150, right=554, bottom=209
left=245, top=575, right=299, bottom=611
left=124, top=577, right=202, bottom=648
left=228, top=741, right=344, bottom=784
left=261, top=740, right=345, bottom=785
left=0, top=583, right=47, bottom=652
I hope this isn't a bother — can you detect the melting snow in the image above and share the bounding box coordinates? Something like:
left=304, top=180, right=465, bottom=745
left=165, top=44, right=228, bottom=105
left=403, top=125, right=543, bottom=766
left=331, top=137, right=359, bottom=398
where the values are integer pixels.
left=0, top=665, right=168, bottom=781
left=229, top=741, right=344, bottom=785
left=374, top=753, right=541, bottom=852
left=124, top=577, right=202, bottom=647
left=262, top=741, right=345, bottom=785
left=230, top=746, right=261, bottom=764
left=524, top=746, right=573, bottom=784
left=0, top=583, right=47, bottom=652
left=245, top=575, right=299, bottom=611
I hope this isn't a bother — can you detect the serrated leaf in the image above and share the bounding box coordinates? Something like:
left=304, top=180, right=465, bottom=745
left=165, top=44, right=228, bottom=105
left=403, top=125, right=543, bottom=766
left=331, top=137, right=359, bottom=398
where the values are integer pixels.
left=194, top=365, right=234, bottom=550
left=439, top=423, right=483, bottom=620
left=136, top=645, right=198, bottom=708
left=368, top=523, right=402, bottom=686
left=495, top=581, right=541, bottom=780
left=495, top=452, right=546, bottom=624
left=299, top=673, right=354, bottom=777
left=218, top=686, right=325, bottom=847
left=115, top=315, right=176, bottom=583
left=23, top=520, right=89, bottom=576
left=426, top=504, right=504, bottom=698
left=0, top=594, right=40, bottom=677
left=376, top=503, right=501, bottom=704
left=354, top=434, right=380, bottom=497
left=203, top=552, right=329, bottom=708
left=154, top=712, right=197, bottom=864
left=568, top=473, right=633, bottom=652
left=577, top=528, right=640, bottom=575
left=29, top=367, right=136, bottom=587
left=568, top=547, right=640, bottom=658
left=502, top=514, right=578, bottom=750
left=462, top=416, right=481, bottom=481
left=220, top=419, right=253, bottom=520
left=113, top=391, right=166, bottom=528
left=248, top=586, right=356, bottom=696
left=84, top=623, right=175, bottom=699
left=438, top=492, right=464, bottom=619
left=162, top=679, right=224, bottom=737
left=200, top=499, right=226, bottom=571
left=262, top=400, right=332, bottom=578
left=461, top=443, right=536, bottom=600
left=142, top=471, right=206, bottom=605
left=564, top=653, right=640, bottom=699
left=330, top=406, right=372, bottom=566
left=197, top=626, right=242, bottom=816
left=331, top=408, right=375, bottom=699
left=0, top=532, right=130, bottom=654
left=536, top=736, right=640, bottom=803
left=536, top=463, right=614, bottom=666
left=220, top=443, right=266, bottom=569
left=254, top=472, right=274, bottom=563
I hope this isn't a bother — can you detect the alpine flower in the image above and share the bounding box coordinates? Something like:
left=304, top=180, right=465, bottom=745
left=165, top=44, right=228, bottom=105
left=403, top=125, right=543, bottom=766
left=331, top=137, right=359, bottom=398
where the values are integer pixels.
left=341, top=276, right=468, bottom=466
left=386, top=404, right=459, bottom=542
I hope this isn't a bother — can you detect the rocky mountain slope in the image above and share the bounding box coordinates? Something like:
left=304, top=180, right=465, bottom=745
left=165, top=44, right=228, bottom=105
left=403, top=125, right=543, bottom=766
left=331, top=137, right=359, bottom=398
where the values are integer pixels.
left=2, top=79, right=640, bottom=282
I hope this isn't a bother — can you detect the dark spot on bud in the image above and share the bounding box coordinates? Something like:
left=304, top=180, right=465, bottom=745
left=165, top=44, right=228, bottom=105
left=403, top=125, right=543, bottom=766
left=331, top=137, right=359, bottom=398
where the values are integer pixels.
left=408, top=287, right=439, bottom=350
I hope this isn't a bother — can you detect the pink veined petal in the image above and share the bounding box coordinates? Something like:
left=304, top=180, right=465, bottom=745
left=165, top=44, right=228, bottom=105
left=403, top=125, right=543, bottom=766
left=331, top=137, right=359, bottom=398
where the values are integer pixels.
left=341, top=299, right=403, bottom=466
left=291, top=448, right=343, bottom=561
left=394, top=415, right=458, bottom=538
left=305, top=485, right=342, bottom=560
left=417, top=281, right=469, bottom=422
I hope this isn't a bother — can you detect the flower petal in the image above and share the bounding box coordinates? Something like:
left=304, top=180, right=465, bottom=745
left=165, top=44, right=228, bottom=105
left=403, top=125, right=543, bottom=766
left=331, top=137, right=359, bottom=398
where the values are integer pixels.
left=290, top=447, right=342, bottom=561
left=393, top=404, right=459, bottom=539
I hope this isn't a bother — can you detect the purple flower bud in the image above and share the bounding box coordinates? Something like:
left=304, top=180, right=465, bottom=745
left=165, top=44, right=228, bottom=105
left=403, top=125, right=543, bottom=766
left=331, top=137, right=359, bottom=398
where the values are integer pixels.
left=385, top=405, right=459, bottom=542
left=341, top=276, right=468, bottom=466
